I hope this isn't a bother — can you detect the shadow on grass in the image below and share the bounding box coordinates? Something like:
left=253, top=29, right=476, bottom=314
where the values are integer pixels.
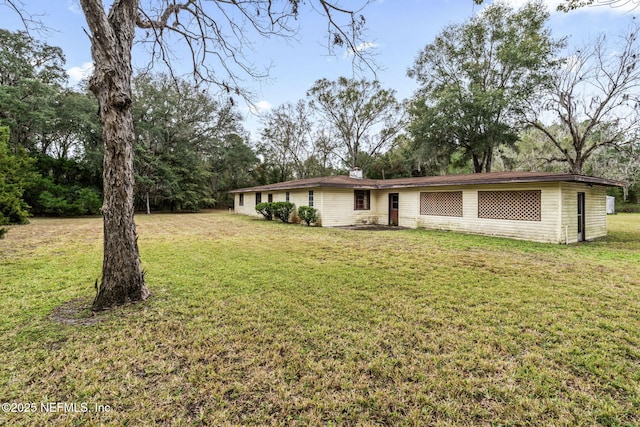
left=49, top=297, right=103, bottom=326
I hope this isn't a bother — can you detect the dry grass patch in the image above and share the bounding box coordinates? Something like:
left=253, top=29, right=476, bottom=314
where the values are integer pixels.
left=0, top=212, right=639, bottom=426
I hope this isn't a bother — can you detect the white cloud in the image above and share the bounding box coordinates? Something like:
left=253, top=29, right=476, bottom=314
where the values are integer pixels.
left=248, top=100, right=272, bottom=114
left=66, top=62, right=94, bottom=84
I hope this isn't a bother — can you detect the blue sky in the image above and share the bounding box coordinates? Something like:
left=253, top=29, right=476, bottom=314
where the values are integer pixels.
left=0, top=0, right=637, bottom=137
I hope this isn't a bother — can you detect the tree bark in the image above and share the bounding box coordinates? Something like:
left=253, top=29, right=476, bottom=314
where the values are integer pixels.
left=95, top=91, right=149, bottom=309
left=80, top=0, right=149, bottom=310
left=485, top=145, right=493, bottom=173
left=472, top=153, right=483, bottom=173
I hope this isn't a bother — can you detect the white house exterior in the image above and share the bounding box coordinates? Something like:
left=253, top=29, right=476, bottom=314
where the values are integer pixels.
left=230, top=172, right=620, bottom=243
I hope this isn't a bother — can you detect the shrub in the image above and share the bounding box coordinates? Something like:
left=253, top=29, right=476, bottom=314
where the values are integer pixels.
left=298, top=205, right=318, bottom=226
left=38, top=191, right=73, bottom=216
left=0, top=129, right=36, bottom=224
left=255, top=202, right=274, bottom=220
left=75, top=188, right=102, bottom=215
left=0, top=191, right=30, bottom=225
left=273, top=202, right=295, bottom=223
left=32, top=181, right=103, bottom=217
left=0, top=227, right=6, bottom=239
left=615, top=203, right=640, bottom=213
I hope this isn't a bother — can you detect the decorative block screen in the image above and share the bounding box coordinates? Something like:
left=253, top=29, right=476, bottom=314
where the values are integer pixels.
left=420, top=191, right=463, bottom=217
left=478, top=190, right=541, bottom=221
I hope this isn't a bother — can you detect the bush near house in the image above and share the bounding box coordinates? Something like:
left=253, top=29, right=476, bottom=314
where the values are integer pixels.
left=256, top=202, right=296, bottom=223
left=255, top=202, right=275, bottom=220
left=298, top=205, right=318, bottom=226
left=272, top=202, right=296, bottom=223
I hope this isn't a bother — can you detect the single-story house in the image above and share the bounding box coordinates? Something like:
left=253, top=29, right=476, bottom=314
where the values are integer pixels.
left=230, top=171, right=621, bottom=243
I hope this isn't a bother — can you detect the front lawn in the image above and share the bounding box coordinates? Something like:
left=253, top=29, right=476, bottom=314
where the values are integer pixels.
left=1, top=212, right=638, bottom=425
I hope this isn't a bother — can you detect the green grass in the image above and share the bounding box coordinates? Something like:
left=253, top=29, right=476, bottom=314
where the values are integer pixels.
left=1, top=212, right=639, bottom=426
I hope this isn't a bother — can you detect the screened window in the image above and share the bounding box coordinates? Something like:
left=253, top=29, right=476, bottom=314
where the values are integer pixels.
left=239, top=193, right=244, bottom=206
left=285, top=192, right=290, bottom=202
left=255, top=192, right=262, bottom=205
left=478, top=190, right=541, bottom=221
left=268, top=193, right=273, bottom=203
left=309, top=190, right=314, bottom=207
left=354, top=190, right=370, bottom=210
left=420, top=192, right=463, bottom=217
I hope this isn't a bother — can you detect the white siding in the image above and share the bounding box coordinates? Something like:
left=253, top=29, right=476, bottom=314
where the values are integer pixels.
left=319, top=188, right=380, bottom=227
left=234, top=192, right=259, bottom=217
left=390, top=183, right=563, bottom=243
left=560, top=183, right=608, bottom=243
left=233, top=181, right=609, bottom=243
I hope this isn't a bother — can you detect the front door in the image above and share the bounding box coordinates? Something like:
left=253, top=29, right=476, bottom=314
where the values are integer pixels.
left=389, top=193, right=399, bottom=226
left=577, top=192, right=586, bottom=242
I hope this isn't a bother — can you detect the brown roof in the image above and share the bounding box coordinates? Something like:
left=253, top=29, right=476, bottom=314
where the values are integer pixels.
left=229, top=175, right=378, bottom=193
left=229, top=171, right=622, bottom=193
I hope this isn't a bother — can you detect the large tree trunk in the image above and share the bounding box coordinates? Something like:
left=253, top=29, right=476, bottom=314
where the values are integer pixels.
left=80, top=0, right=150, bottom=311
left=93, top=86, right=149, bottom=310
left=472, top=153, right=483, bottom=173
left=570, top=154, right=583, bottom=175
left=485, top=146, right=493, bottom=173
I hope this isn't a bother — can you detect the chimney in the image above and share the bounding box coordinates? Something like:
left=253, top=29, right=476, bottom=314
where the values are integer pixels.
left=349, top=168, right=363, bottom=179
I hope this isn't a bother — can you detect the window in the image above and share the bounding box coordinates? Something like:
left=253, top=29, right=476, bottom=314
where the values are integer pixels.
left=285, top=192, right=290, bottom=202
left=478, top=190, right=541, bottom=221
left=420, top=192, right=462, bottom=217
left=308, top=190, right=314, bottom=207
left=255, top=192, right=262, bottom=205
left=239, top=193, right=244, bottom=206
left=354, top=190, right=370, bottom=210
left=268, top=193, right=273, bottom=203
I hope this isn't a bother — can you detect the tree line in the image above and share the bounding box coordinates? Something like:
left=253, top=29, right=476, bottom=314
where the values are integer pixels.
left=0, top=28, right=259, bottom=225
left=2, top=1, right=640, bottom=232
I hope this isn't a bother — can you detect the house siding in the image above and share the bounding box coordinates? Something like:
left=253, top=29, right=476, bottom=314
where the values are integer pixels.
left=560, top=183, right=607, bottom=243
left=235, top=192, right=259, bottom=217
left=232, top=176, right=612, bottom=243
left=320, top=188, right=380, bottom=227
left=380, top=183, right=560, bottom=243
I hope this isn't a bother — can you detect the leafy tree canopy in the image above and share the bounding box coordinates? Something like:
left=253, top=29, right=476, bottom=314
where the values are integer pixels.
left=307, top=77, right=403, bottom=171
left=408, top=1, right=563, bottom=173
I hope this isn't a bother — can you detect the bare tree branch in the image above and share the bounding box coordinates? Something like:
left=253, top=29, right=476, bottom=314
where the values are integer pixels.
left=524, top=22, right=640, bottom=174
left=1, top=0, right=49, bottom=35
left=131, top=0, right=375, bottom=99
left=558, top=0, right=640, bottom=12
